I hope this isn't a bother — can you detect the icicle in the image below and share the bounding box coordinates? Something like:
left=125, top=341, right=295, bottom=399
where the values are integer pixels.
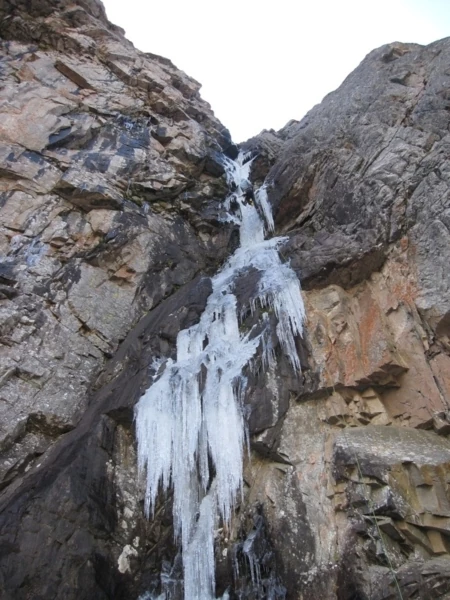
left=183, top=494, right=216, bottom=600
left=255, top=185, right=275, bottom=233
left=242, top=528, right=262, bottom=587
left=135, top=151, right=306, bottom=600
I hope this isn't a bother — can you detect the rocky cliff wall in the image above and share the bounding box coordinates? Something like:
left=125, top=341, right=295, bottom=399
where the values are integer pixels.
left=242, top=37, right=450, bottom=599
left=0, top=0, right=235, bottom=494
left=1, top=1, right=450, bottom=598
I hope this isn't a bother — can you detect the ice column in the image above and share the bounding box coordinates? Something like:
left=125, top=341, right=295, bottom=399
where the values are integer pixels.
left=135, top=152, right=305, bottom=599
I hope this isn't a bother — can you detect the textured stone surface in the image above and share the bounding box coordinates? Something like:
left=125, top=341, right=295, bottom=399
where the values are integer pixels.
left=239, top=35, right=450, bottom=600
left=0, top=0, right=235, bottom=492
left=1, top=1, right=450, bottom=598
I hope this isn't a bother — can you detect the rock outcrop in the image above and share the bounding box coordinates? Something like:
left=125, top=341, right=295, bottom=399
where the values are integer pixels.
left=1, top=1, right=450, bottom=598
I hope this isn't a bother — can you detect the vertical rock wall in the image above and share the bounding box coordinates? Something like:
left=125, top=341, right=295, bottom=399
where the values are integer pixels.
left=0, top=0, right=235, bottom=490
left=242, top=37, right=450, bottom=599
left=0, top=1, right=237, bottom=597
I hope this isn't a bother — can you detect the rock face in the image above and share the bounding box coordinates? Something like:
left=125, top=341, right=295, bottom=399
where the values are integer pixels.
left=241, top=37, right=450, bottom=599
left=0, top=0, right=234, bottom=491
left=0, top=1, right=450, bottom=597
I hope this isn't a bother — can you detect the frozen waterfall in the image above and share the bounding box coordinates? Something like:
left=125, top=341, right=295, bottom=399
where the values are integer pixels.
left=135, top=152, right=305, bottom=599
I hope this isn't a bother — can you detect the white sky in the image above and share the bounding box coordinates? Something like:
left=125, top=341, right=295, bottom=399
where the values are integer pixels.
left=102, top=0, right=450, bottom=142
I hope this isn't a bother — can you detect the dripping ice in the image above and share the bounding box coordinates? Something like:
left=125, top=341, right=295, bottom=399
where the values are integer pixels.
left=135, top=151, right=306, bottom=599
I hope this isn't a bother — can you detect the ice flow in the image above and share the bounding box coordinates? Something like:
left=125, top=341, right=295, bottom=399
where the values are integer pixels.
left=135, top=152, right=305, bottom=599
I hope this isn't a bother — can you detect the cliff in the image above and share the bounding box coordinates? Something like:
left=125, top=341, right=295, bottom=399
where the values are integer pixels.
left=0, top=1, right=450, bottom=598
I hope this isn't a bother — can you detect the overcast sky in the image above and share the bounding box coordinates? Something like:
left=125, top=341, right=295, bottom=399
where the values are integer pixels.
left=102, top=0, right=450, bottom=142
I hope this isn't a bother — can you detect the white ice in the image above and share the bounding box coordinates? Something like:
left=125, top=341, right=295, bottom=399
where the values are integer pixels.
left=135, top=152, right=305, bottom=600
left=255, top=185, right=274, bottom=233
